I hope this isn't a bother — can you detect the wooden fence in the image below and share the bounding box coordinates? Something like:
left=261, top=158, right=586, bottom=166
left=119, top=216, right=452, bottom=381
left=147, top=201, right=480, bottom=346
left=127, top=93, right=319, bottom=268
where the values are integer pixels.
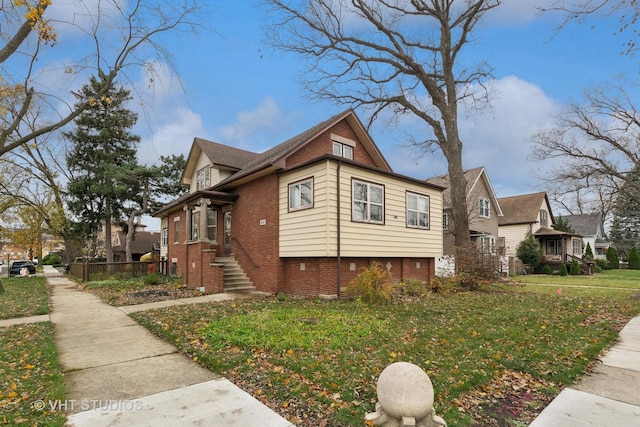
left=68, top=260, right=168, bottom=282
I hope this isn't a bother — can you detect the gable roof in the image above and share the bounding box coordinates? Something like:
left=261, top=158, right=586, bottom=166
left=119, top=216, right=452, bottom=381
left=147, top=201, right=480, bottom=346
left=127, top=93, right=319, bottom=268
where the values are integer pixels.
left=562, top=213, right=603, bottom=237
left=498, top=192, right=553, bottom=226
left=112, top=231, right=160, bottom=254
left=182, top=138, right=261, bottom=186
left=214, top=109, right=391, bottom=190
left=425, top=166, right=503, bottom=216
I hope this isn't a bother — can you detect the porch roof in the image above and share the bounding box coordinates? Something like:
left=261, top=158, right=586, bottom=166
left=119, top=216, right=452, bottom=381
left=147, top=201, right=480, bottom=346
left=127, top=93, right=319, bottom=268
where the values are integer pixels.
left=533, top=227, right=577, bottom=237
left=154, top=190, right=239, bottom=216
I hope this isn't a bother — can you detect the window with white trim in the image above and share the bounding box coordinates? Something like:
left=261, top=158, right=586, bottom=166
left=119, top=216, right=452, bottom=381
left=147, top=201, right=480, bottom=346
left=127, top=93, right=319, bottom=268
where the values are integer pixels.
left=353, top=180, right=384, bottom=224
left=406, top=192, right=429, bottom=229
left=479, top=198, right=490, bottom=218
left=540, top=210, right=548, bottom=227
left=161, top=228, right=168, bottom=246
left=573, top=239, right=582, bottom=255
left=196, top=167, right=210, bottom=190
left=333, top=141, right=354, bottom=159
left=479, top=236, right=494, bottom=254
left=443, top=213, right=449, bottom=230
left=207, top=207, right=217, bottom=241
left=288, top=178, right=314, bottom=211
left=191, top=210, right=199, bottom=240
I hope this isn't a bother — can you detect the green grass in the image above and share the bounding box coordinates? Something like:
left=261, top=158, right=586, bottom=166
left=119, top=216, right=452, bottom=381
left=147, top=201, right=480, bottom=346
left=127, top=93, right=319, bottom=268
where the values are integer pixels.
left=0, top=322, right=66, bottom=426
left=514, top=268, right=640, bottom=289
left=0, top=276, right=49, bottom=320
left=131, top=286, right=640, bottom=427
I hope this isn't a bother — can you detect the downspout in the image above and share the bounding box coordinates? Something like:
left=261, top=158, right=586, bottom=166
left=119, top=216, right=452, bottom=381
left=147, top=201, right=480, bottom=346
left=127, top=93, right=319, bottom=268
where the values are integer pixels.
left=336, top=159, right=342, bottom=297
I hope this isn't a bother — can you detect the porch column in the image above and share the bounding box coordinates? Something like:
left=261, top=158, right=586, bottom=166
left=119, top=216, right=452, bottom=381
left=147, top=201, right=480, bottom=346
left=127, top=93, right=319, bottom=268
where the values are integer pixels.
left=199, top=198, right=211, bottom=242
left=183, top=205, right=191, bottom=243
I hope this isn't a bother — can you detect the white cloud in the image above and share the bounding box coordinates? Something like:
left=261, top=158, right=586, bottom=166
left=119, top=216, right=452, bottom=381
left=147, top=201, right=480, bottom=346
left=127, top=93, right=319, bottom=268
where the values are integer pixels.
left=217, top=97, right=292, bottom=150
left=459, top=76, right=560, bottom=197
left=137, top=107, right=204, bottom=166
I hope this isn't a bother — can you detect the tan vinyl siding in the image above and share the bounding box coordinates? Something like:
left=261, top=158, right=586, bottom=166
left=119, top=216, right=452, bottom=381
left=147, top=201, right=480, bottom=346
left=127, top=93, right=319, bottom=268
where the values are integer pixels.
left=279, top=160, right=443, bottom=257
left=280, top=162, right=335, bottom=256
left=499, top=224, right=533, bottom=257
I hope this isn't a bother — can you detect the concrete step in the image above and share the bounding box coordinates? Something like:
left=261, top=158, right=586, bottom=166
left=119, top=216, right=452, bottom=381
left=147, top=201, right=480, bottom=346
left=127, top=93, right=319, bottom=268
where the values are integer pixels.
left=214, top=255, right=254, bottom=292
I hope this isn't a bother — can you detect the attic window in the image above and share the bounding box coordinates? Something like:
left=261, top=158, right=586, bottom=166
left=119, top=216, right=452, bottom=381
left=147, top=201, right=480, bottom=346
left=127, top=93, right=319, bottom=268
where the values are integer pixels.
left=333, top=141, right=353, bottom=160
left=196, top=167, right=210, bottom=190
left=540, top=210, right=548, bottom=227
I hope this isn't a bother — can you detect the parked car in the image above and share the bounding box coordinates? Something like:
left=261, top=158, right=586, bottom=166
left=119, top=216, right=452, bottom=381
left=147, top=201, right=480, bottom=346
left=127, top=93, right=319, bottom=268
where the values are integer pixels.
left=9, top=260, right=36, bottom=277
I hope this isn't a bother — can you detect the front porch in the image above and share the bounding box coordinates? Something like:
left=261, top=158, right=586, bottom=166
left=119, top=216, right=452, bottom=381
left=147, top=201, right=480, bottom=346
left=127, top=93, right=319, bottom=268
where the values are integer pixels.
left=534, top=228, right=593, bottom=275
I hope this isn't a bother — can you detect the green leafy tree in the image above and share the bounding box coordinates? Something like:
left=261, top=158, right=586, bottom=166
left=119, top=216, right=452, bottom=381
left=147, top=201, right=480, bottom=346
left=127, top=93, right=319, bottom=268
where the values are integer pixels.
left=584, top=242, right=594, bottom=260
left=609, top=167, right=640, bottom=259
left=606, top=246, right=620, bottom=269
left=628, top=247, right=640, bottom=270
left=516, top=233, right=542, bottom=273
left=65, top=75, right=141, bottom=263
left=553, top=216, right=576, bottom=234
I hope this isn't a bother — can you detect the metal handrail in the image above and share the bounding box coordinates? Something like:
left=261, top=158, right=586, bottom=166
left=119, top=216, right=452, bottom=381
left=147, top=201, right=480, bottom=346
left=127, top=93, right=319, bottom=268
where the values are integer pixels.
left=231, top=237, right=260, bottom=268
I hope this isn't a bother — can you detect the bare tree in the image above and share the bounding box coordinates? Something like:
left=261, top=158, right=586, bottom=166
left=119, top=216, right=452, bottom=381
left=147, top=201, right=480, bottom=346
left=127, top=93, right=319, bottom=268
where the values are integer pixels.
left=531, top=83, right=640, bottom=218
left=0, top=0, right=202, bottom=157
left=544, top=177, right=617, bottom=221
left=541, top=1, right=640, bottom=56
left=265, top=0, right=500, bottom=251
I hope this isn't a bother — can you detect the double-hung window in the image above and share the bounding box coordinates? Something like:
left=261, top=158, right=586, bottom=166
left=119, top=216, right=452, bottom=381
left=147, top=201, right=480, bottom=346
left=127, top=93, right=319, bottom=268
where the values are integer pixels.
left=289, top=178, right=314, bottom=211
left=353, top=180, right=384, bottom=224
left=479, top=198, right=490, bottom=218
left=161, top=228, right=168, bottom=246
left=406, top=192, right=429, bottom=229
left=173, top=219, right=179, bottom=243
left=540, top=210, right=548, bottom=227
left=443, top=213, right=449, bottom=230
left=207, top=207, right=217, bottom=241
left=191, top=210, right=200, bottom=241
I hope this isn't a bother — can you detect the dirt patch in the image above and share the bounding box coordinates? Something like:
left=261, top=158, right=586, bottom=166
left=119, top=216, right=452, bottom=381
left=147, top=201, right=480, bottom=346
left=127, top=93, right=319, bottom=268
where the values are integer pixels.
left=455, top=369, right=554, bottom=426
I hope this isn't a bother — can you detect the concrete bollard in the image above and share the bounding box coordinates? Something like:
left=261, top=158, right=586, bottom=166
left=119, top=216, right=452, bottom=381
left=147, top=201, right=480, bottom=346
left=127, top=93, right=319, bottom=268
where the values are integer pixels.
left=365, top=362, right=447, bottom=427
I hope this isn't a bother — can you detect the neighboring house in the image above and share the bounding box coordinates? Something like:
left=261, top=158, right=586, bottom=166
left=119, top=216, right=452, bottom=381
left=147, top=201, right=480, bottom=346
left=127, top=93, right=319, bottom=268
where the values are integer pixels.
left=111, top=230, right=161, bottom=261
left=155, top=109, right=444, bottom=296
left=562, top=213, right=610, bottom=260
left=498, top=192, right=584, bottom=271
left=426, top=166, right=503, bottom=255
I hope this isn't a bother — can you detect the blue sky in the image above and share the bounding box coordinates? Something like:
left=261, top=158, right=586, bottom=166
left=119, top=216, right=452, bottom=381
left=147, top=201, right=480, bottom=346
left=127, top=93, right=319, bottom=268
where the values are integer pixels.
left=39, top=1, right=637, bottom=229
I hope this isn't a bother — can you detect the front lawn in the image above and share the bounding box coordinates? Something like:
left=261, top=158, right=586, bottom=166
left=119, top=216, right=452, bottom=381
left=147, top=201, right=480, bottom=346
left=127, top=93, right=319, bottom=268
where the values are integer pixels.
left=0, top=276, right=49, bottom=320
left=131, top=286, right=640, bottom=426
left=0, top=323, right=66, bottom=426
left=514, top=268, right=640, bottom=289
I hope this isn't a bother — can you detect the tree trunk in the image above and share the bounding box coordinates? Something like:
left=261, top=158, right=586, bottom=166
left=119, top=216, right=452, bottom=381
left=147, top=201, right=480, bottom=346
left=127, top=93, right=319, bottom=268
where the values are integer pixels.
left=105, top=198, right=114, bottom=263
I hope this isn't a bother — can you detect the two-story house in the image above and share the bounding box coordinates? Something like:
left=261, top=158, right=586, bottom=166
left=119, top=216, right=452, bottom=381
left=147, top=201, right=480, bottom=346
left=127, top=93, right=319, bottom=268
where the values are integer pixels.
left=426, top=167, right=503, bottom=255
left=563, top=213, right=611, bottom=260
left=155, top=110, right=444, bottom=297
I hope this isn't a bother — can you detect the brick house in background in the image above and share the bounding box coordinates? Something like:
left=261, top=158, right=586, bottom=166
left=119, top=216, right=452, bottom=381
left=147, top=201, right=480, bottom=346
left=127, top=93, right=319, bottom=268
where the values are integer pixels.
left=155, top=109, right=444, bottom=296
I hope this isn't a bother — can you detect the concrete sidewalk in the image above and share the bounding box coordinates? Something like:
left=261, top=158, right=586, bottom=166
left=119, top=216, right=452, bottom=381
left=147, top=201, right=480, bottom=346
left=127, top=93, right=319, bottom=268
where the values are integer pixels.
left=42, top=266, right=294, bottom=427
left=530, top=316, right=640, bottom=426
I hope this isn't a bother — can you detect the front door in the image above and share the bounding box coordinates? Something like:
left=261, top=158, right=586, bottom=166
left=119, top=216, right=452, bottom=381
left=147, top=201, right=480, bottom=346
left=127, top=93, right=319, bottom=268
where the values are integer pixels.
left=223, top=211, right=232, bottom=254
